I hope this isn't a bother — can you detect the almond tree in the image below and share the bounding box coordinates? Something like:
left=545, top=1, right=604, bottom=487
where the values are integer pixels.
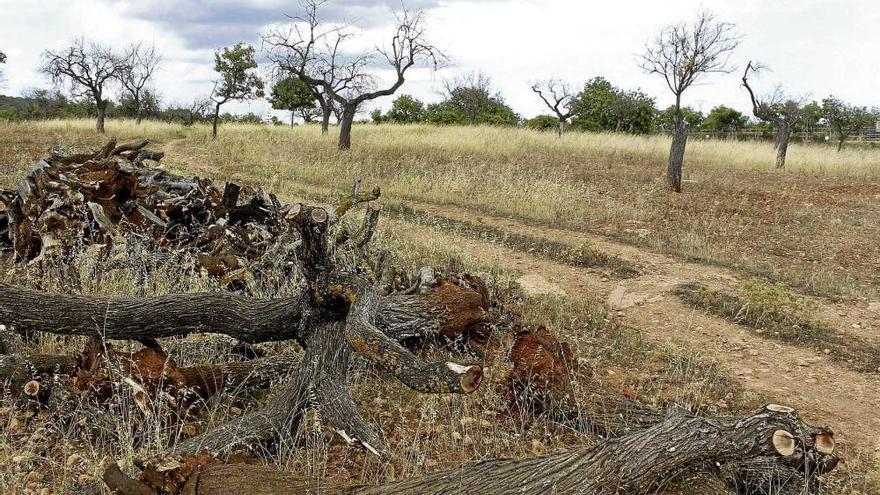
left=822, top=95, right=875, bottom=151
left=117, top=43, right=161, bottom=125
left=40, top=38, right=129, bottom=133
left=741, top=61, right=804, bottom=168
left=264, top=0, right=444, bottom=149
left=210, top=43, right=264, bottom=139
left=640, top=11, right=739, bottom=192
left=531, top=79, right=576, bottom=136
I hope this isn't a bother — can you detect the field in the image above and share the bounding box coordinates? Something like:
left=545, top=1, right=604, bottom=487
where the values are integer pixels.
left=1, top=119, right=879, bottom=493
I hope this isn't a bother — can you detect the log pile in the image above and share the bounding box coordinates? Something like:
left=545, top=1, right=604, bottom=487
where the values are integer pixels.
left=0, top=138, right=300, bottom=282
left=0, top=141, right=840, bottom=495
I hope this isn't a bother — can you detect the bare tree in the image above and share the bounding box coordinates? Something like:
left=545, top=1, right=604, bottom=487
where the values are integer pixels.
left=40, top=38, right=129, bottom=133
left=640, top=11, right=739, bottom=192
left=185, top=97, right=212, bottom=126
left=741, top=61, right=804, bottom=168
left=117, top=43, right=161, bottom=125
left=264, top=0, right=444, bottom=149
left=531, top=79, right=576, bottom=136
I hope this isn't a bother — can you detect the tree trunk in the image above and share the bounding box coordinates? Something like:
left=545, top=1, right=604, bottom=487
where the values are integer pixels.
left=338, top=104, right=357, bottom=150
left=775, top=123, right=790, bottom=169
left=135, top=94, right=143, bottom=125
left=667, top=113, right=687, bottom=193
left=212, top=103, right=221, bottom=140
left=557, top=119, right=564, bottom=137
left=96, top=99, right=107, bottom=134
left=106, top=405, right=837, bottom=495
left=290, top=110, right=295, bottom=127
left=321, top=103, right=331, bottom=135
left=837, top=136, right=845, bottom=152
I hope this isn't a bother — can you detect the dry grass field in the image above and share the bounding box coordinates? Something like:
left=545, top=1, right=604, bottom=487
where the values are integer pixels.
left=1, top=119, right=879, bottom=494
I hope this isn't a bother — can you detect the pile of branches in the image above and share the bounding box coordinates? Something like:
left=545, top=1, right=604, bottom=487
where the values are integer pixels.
left=0, top=138, right=339, bottom=284
left=0, top=141, right=839, bottom=495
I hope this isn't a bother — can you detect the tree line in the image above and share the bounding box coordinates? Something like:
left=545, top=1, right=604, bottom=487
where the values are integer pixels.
left=0, top=5, right=878, bottom=188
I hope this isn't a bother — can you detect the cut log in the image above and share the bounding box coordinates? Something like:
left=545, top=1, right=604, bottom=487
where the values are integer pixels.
left=102, top=404, right=836, bottom=495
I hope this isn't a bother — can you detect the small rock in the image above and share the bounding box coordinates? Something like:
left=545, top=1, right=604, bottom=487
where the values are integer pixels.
left=516, top=274, right=567, bottom=297
left=459, top=417, right=477, bottom=427
left=823, top=349, right=831, bottom=355
left=451, top=431, right=462, bottom=442
left=229, top=406, right=242, bottom=415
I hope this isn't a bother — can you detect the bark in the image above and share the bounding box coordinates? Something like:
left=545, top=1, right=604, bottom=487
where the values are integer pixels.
left=96, top=99, right=107, bottom=134
left=667, top=112, right=687, bottom=192
left=0, top=284, right=307, bottom=343
left=105, top=405, right=836, bottom=495
left=775, top=123, right=791, bottom=169
left=0, top=353, right=78, bottom=389
left=338, top=104, right=357, bottom=150
left=320, top=103, right=331, bottom=135
left=212, top=103, right=221, bottom=140
left=0, top=277, right=489, bottom=347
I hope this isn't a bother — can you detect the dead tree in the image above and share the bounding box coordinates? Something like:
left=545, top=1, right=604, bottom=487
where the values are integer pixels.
left=263, top=1, right=444, bottom=149
left=741, top=62, right=804, bottom=168
left=640, top=11, right=739, bottom=192
left=531, top=79, right=577, bottom=136
left=40, top=37, right=128, bottom=133
left=117, top=43, right=161, bottom=125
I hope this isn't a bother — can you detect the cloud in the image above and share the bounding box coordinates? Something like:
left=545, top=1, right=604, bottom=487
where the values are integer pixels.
left=1, top=0, right=877, bottom=121
left=115, top=0, right=444, bottom=50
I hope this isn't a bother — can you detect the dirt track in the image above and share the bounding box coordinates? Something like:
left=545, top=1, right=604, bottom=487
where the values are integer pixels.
left=161, top=137, right=880, bottom=457
left=387, top=200, right=880, bottom=456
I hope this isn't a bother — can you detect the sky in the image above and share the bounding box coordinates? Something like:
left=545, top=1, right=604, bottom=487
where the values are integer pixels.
left=0, top=0, right=878, bottom=121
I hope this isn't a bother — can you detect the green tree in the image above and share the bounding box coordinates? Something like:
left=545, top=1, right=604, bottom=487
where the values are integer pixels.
left=658, top=106, right=703, bottom=132
left=799, top=101, right=823, bottom=133
left=524, top=114, right=559, bottom=131
left=569, top=78, right=656, bottom=134
left=701, top=105, right=747, bottom=133
left=822, top=95, right=875, bottom=151
left=269, top=77, right=316, bottom=126
left=427, top=75, right=519, bottom=127
left=210, top=43, right=264, bottom=139
left=386, top=94, right=425, bottom=123
left=570, top=77, right=617, bottom=131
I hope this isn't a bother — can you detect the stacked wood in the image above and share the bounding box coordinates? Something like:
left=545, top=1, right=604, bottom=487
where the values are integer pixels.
left=0, top=138, right=291, bottom=280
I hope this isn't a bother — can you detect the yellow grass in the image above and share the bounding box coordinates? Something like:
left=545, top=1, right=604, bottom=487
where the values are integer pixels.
left=3, top=119, right=879, bottom=298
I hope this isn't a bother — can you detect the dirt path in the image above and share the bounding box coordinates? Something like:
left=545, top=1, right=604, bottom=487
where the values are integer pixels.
left=386, top=202, right=880, bottom=456
left=159, top=138, right=879, bottom=455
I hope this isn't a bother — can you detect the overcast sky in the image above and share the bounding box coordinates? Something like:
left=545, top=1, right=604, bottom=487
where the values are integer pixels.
left=1, top=0, right=877, bottom=120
